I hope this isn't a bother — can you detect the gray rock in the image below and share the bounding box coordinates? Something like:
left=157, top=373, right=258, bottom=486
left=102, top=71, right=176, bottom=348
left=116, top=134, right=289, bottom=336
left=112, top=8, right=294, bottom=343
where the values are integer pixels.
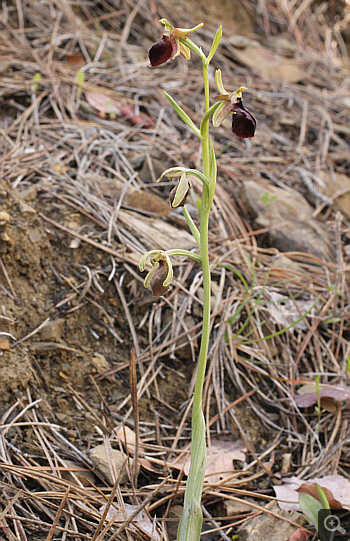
left=237, top=501, right=306, bottom=541
left=19, top=199, right=36, bottom=216
left=241, top=181, right=333, bottom=260
left=271, top=255, right=300, bottom=272
left=89, top=444, right=133, bottom=485
left=40, top=319, right=65, bottom=342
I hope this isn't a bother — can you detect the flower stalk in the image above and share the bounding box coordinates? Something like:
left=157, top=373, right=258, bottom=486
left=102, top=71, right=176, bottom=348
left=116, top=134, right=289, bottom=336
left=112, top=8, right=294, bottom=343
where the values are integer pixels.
left=140, top=20, right=256, bottom=541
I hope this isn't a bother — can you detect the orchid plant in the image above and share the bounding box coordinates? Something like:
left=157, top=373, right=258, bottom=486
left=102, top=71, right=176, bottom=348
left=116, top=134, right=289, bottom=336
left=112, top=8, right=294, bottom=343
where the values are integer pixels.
left=139, top=19, right=256, bottom=541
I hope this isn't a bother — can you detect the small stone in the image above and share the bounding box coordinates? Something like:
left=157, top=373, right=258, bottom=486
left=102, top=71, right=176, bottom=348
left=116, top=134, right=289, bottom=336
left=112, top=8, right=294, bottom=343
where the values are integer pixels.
left=28, top=227, right=42, bottom=244
left=272, top=255, right=300, bottom=273
left=241, top=180, right=333, bottom=260
left=237, top=501, right=306, bottom=541
left=281, top=453, right=292, bottom=475
left=89, top=444, right=134, bottom=485
left=40, top=319, right=65, bottom=342
left=0, top=211, right=12, bottom=222
left=0, top=337, right=10, bottom=350
left=222, top=498, right=257, bottom=516
left=19, top=185, right=37, bottom=201
left=19, top=199, right=36, bottom=216
left=56, top=412, right=71, bottom=424
left=0, top=61, right=10, bottom=74
left=0, top=231, right=14, bottom=245
left=91, top=353, right=109, bottom=372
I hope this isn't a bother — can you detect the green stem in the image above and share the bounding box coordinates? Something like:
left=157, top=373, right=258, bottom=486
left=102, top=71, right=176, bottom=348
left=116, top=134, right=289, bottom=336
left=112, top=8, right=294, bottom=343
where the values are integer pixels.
left=178, top=59, right=213, bottom=541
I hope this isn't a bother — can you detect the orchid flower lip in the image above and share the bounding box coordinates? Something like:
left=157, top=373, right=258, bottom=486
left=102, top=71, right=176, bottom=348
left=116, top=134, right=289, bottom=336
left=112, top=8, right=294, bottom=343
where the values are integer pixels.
left=139, top=250, right=174, bottom=296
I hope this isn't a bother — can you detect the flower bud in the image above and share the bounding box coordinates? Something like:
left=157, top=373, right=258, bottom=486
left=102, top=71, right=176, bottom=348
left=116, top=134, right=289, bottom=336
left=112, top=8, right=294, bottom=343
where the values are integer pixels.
left=148, top=35, right=173, bottom=67
left=149, top=259, right=170, bottom=296
left=232, top=98, right=257, bottom=138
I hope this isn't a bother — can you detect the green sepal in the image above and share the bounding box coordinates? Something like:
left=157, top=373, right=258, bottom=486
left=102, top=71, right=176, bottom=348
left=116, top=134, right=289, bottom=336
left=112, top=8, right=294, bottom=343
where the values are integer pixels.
left=179, top=37, right=205, bottom=61
left=158, top=167, right=209, bottom=189
left=164, top=92, right=201, bottom=138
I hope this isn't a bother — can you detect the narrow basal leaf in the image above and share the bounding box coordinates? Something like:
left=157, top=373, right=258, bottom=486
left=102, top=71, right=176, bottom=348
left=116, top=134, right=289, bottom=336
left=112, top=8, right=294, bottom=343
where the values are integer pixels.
left=164, top=92, right=201, bottom=137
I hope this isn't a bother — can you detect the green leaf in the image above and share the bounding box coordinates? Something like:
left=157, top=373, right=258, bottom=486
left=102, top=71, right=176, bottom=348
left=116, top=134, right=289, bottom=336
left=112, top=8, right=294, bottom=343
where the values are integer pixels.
left=76, top=70, right=85, bottom=97
left=33, top=72, right=41, bottom=92
left=177, top=496, right=202, bottom=541
left=315, top=483, right=330, bottom=510
left=163, top=92, right=201, bottom=138
left=206, top=25, right=222, bottom=64
left=299, top=492, right=322, bottom=530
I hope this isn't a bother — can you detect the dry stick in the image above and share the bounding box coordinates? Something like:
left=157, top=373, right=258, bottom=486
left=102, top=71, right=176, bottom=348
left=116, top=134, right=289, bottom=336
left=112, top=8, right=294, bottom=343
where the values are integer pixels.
left=113, top=277, right=145, bottom=382
left=295, top=293, right=335, bottom=365
left=92, top=461, right=128, bottom=541
left=107, top=476, right=169, bottom=541
left=67, top=384, right=110, bottom=435
left=1, top=398, right=42, bottom=436
left=0, top=493, right=21, bottom=524
left=11, top=317, right=50, bottom=347
left=88, top=375, right=116, bottom=434
left=208, top=389, right=257, bottom=428
left=201, top=505, right=231, bottom=541
left=207, top=491, right=308, bottom=531
left=46, top=487, right=70, bottom=541
left=116, top=0, right=146, bottom=57
left=129, top=349, right=140, bottom=492
left=39, top=213, right=127, bottom=260
left=0, top=257, right=17, bottom=299
left=228, top=410, right=275, bottom=479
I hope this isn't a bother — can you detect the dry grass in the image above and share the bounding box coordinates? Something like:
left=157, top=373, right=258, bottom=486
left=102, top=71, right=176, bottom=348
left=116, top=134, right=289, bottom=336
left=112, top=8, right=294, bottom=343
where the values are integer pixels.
left=0, top=0, right=350, bottom=539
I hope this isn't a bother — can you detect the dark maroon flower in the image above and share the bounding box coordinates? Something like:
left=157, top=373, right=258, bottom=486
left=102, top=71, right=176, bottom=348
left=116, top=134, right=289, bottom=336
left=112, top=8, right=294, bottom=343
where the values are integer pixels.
left=148, top=35, right=173, bottom=67
left=148, top=19, right=203, bottom=67
left=232, top=98, right=257, bottom=138
left=213, top=71, right=257, bottom=138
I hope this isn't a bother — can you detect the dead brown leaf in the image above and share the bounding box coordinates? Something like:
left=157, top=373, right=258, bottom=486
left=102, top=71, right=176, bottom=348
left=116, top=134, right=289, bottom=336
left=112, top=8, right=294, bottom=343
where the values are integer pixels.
left=84, top=89, right=154, bottom=127
left=65, top=53, right=86, bottom=70
left=171, top=439, right=246, bottom=484
left=296, top=482, right=342, bottom=509
left=288, top=528, right=308, bottom=541
left=295, top=384, right=350, bottom=408
left=274, top=475, right=350, bottom=511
